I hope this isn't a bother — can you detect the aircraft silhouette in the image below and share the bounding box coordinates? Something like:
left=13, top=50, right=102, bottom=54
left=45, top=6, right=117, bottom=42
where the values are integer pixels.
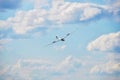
left=47, top=29, right=77, bottom=46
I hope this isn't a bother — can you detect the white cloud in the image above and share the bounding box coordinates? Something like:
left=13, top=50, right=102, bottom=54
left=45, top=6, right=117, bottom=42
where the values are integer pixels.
left=55, top=56, right=82, bottom=73
left=0, top=0, right=119, bottom=37
left=0, top=20, right=11, bottom=28
left=5, top=9, right=46, bottom=34
left=106, top=0, right=120, bottom=21
left=32, top=0, right=49, bottom=9
left=0, top=1, right=113, bottom=35
left=90, top=61, right=120, bottom=74
left=108, top=0, right=120, bottom=8
left=48, top=2, right=108, bottom=24
left=0, top=39, right=12, bottom=50
left=90, top=52, right=120, bottom=75
left=80, top=7, right=101, bottom=21
left=87, top=31, right=120, bottom=53
left=0, top=56, right=83, bottom=80
left=108, top=53, right=120, bottom=62
left=0, top=65, right=10, bottom=75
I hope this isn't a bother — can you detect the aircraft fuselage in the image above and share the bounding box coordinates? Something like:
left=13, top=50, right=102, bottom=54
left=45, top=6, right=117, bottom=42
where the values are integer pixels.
left=61, top=38, right=65, bottom=41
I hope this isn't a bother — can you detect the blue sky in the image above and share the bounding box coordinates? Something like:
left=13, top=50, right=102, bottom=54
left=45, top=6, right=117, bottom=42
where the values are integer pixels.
left=0, top=0, right=120, bottom=80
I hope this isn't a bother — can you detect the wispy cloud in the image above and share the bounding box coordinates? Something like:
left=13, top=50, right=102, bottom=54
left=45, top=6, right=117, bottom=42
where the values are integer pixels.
left=0, top=39, right=12, bottom=50
left=55, top=56, right=83, bottom=74
left=90, top=60, right=120, bottom=75
left=0, top=56, right=83, bottom=80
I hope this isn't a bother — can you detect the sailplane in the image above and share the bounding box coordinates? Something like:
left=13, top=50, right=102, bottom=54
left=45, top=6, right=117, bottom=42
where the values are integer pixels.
left=47, top=29, right=77, bottom=46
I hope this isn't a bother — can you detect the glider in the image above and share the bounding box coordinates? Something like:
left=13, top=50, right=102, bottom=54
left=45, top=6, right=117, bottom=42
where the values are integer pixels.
left=47, top=29, right=77, bottom=46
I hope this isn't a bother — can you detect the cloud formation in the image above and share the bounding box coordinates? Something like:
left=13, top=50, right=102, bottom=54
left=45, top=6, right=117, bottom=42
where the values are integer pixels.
left=0, top=56, right=83, bottom=80
left=0, top=39, right=12, bottom=50
left=87, top=31, right=120, bottom=53
left=90, top=61, right=120, bottom=75
left=0, top=0, right=119, bottom=38
left=0, top=9, right=46, bottom=34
